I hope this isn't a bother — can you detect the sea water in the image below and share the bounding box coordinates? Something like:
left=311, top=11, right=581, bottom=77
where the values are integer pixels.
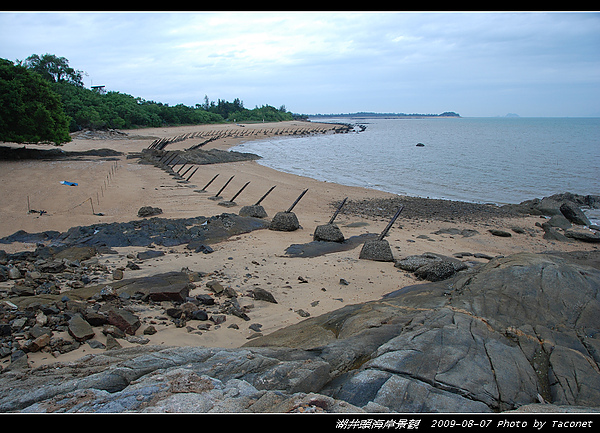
left=232, top=117, right=600, bottom=222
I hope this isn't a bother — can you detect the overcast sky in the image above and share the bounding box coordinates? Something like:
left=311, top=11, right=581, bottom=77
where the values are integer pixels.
left=1, top=11, right=599, bottom=117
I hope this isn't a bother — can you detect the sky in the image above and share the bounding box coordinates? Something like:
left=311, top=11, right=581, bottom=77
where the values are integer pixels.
left=1, top=11, right=599, bottom=117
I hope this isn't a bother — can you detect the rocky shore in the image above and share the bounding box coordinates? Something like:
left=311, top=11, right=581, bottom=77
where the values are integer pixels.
left=1, top=249, right=598, bottom=413
left=1, top=122, right=599, bottom=413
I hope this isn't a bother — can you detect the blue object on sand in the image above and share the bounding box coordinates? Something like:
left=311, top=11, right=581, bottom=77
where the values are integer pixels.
left=60, top=181, right=78, bottom=186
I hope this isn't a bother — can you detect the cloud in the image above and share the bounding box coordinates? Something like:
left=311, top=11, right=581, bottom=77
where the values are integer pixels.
left=1, top=11, right=599, bottom=116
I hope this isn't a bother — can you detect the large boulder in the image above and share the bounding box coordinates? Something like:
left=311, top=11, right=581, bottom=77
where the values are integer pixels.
left=560, top=202, right=591, bottom=226
left=503, top=192, right=599, bottom=220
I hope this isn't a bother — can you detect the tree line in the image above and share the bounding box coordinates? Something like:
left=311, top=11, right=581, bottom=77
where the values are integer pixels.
left=0, top=54, right=295, bottom=145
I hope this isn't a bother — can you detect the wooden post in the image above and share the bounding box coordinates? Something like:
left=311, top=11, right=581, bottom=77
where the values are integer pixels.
left=286, top=189, right=308, bottom=213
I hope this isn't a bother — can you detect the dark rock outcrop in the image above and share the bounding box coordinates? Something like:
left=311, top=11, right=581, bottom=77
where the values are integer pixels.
left=0, top=213, right=269, bottom=250
left=395, top=252, right=468, bottom=282
left=1, top=251, right=599, bottom=413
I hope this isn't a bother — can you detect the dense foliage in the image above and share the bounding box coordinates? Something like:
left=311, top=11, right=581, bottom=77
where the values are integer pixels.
left=1, top=54, right=296, bottom=144
left=0, top=58, right=71, bottom=144
left=52, top=82, right=294, bottom=131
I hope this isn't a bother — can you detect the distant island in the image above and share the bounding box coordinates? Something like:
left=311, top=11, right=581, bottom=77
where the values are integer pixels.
left=308, top=111, right=461, bottom=119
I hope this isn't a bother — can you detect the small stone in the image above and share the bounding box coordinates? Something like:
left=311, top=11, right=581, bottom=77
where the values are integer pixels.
left=249, top=323, right=263, bottom=332
left=295, top=309, right=310, bottom=317
left=126, top=261, right=141, bottom=270
left=251, top=287, right=278, bottom=304
left=143, top=325, right=157, bottom=335
left=107, top=308, right=141, bottom=335
left=8, top=267, right=21, bottom=280
left=112, top=269, right=124, bottom=280
left=489, top=229, right=512, bottom=237
left=105, top=334, right=122, bottom=350
left=28, top=333, right=52, bottom=352
left=190, top=310, right=209, bottom=321
left=68, top=314, right=95, bottom=342
left=206, top=280, right=224, bottom=295
left=196, top=294, right=216, bottom=305
left=87, top=339, right=106, bottom=349
left=137, top=250, right=165, bottom=260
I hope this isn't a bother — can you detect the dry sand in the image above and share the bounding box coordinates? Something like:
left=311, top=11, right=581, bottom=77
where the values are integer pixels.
left=1, top=121, right=596, bottom=368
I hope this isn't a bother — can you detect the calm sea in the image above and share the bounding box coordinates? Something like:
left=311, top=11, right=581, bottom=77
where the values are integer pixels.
left=232, top=117, right=600, bottom=221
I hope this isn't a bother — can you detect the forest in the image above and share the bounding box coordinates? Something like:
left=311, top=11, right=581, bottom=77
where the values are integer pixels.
left=0, top=54, right=296, bottom=145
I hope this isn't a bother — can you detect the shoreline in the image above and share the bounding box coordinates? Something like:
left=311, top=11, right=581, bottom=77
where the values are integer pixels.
left=1, top=120, right=598, bottom=370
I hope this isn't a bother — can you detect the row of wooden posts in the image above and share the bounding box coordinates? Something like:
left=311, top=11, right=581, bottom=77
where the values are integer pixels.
left=26, top=160, right=121, bottom=217
left=152, top=149, right=404, bottom=262
left=147, top=124, right=351, bottom=151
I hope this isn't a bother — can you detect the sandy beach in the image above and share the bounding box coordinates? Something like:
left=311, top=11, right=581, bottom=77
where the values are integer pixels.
left=1, top=120, right=597, bottom=370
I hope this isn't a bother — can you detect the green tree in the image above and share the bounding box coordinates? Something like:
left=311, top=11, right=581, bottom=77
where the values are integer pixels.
left=18, top=53, right=84, bottom=86
left=0, top=58, right=71, bottom=144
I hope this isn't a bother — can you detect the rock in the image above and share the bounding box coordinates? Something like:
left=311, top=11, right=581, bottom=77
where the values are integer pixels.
left=206, top=280, right=224, bottom=295
left=564, top=228, right=600, bottom=243
left=112, top=269, right=124, bottom=280
left=269, top=212, right=300, bottom=232
left=547, top=214, right=572, bottom=230
left=239, top=205, right=268, bottom=219
left=137, top=250, right=165, bottom=260
left=503, top=193, right=600, bottom=219
left=8, top=267, right=21, bottom=280
left=105, top=334, right=122, bottom=350
left=2, top=251, right=599, bottom=414
left=489, top=229, right=512, bottom=237
left=190, top=310, right=209, bottom=321
left=68, top=314, right=95, bottom=342
left=560, top=202, right=591, bottom=226
left=414, top=261, right=461, bottom=282
left=37, top=260, right=65, bottom=273
left=126, top=261, right=140, bottom=270
left=433, top=228, right=479, bottom=237
left=1, top=213, right=269, bottom=251
left=395, top=253, right=468, bottom=282
left=196, top=294, right=215, bottom=305
left=107, top=308, right=141, bottom=335
left=194, top=244, right=214, bottom=254
left=0, top=324, right=12, bottom=337
left=0, top=265, right=8, bottom=282
left=83, top=310, right=109, bottom=327
left=359, top=239, right=394, bottom=262
left=541, top=224, right=569, bottom=242
left=143, top=326, right=157, bottom=335
left=313, top=224, right=345, bottom=243
left=247, top=252, right=600, bottom=412
left=28, top=333, right=51, bottom=352
left=251, top=287, right=278, bottom=304
left=137, top=206, right=163, bottom=218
